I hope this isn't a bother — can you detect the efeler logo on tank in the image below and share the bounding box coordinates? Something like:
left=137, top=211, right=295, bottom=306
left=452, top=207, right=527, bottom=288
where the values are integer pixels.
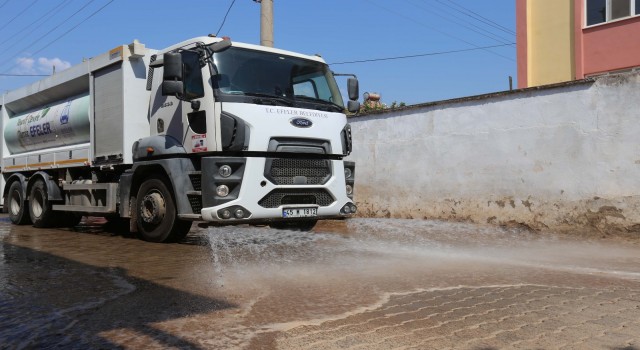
left=290, top=118, right=313, bottom=128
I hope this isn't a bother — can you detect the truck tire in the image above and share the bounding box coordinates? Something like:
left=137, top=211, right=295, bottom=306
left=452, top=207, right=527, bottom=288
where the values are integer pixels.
left=29, top=179, right=56, bottom=228
left=135, top=176, right=191, bottom=243
left=6, top=181, right=31, bottom=225
left=269, top=219, right=317, bottom=231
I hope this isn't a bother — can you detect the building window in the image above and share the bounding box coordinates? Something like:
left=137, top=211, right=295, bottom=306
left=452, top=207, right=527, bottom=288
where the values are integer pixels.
left=612, top=0, right=631, bottom=19
left=586, top=0, right=638, bottom=26
left=587, top=0, right=607, bottom=25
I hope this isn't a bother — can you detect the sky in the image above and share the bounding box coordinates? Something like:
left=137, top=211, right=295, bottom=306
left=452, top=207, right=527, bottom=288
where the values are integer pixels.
left=0, top=0, right=516, bottom=106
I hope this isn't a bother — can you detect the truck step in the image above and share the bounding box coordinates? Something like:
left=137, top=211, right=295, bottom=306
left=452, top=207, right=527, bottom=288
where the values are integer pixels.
left=52, top=205, right=116, bottom=214
left=179, top=214, right=202, bottom=220
left=56, top=182, right=118, bottom=213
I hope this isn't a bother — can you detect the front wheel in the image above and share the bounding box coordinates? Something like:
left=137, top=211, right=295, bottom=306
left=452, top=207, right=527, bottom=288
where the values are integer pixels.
left=135, top=176, right=191, bottom=243
left=6, top=181, right=31, bottom=225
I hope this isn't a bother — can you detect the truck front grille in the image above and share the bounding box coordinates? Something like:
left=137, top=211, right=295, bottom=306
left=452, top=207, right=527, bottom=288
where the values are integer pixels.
left=258, top=189, right=334, bottom=208
left=266, top=158, right=331, bottom=185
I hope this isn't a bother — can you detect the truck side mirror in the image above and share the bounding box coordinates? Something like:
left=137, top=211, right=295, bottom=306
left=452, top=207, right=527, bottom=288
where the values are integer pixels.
left=162, top=52, right=184, bottom=97
left=347, top=100, right=360, bottom=113
left=347, top=78, right=359, bottom=101
left=347, top=77, right=360, bottom=113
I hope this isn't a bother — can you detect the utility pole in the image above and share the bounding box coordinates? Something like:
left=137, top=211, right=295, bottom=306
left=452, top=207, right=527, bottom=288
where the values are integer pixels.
left=254, top=0, right=274, bottom=47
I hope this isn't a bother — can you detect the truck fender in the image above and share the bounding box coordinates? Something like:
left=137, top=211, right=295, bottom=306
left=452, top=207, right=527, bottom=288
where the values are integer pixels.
left=118, top=171, right=134, bottom=219
left=125, top=159, right=198, bottom=218
left=27, top=171, right=63, bottom=201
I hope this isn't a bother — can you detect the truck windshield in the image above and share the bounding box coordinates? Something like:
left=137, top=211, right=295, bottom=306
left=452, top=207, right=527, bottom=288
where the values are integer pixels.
left=212, top=47, right=345, bottom=110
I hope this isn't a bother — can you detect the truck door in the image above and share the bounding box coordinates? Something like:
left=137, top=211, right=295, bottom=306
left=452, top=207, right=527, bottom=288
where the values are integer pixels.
left=180, top=50, right=216, bottom=154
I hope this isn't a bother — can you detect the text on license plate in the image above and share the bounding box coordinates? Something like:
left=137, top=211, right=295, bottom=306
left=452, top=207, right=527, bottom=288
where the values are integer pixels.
left=282, top=207, right=318, bottom=218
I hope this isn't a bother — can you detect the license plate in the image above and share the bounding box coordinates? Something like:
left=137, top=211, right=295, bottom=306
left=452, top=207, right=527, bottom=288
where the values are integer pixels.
left=282, top=207, right=318, bottom=218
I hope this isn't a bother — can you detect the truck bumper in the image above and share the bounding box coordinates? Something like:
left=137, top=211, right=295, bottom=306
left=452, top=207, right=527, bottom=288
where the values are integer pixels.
left=198, top=156, right=356, bottom=223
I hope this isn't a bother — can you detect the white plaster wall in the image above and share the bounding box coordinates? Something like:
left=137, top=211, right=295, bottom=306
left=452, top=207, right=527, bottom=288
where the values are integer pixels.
left=349, top=73, right=640, bottom=235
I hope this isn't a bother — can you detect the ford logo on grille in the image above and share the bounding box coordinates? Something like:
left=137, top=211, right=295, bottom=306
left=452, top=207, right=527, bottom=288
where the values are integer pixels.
left=290, top=117, right=313, bottom=128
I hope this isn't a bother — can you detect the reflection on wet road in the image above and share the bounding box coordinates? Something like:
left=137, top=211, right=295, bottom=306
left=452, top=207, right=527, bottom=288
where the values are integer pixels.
left=1, top=216, right=640, bottom=349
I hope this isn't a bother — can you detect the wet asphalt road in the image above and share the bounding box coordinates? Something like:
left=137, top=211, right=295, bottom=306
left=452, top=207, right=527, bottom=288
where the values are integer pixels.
left=1, top=215, right=640, bottom=349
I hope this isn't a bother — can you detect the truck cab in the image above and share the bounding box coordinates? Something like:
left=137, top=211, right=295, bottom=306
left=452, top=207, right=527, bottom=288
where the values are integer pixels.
left=127, top=37, right=359, bottom=240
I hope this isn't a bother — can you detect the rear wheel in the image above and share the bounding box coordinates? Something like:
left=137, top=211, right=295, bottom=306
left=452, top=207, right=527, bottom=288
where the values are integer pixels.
left=135, top=176, right=191, bottom=243
left=29, top=179, right=55, bottom=228
left=6, top=181, right=31, bottom=225
left=269, top=220, right=317, bottom=231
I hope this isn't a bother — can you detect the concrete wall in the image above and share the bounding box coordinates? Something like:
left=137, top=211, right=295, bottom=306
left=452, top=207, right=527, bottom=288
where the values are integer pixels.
left=349, top=72, right=640, bottom=236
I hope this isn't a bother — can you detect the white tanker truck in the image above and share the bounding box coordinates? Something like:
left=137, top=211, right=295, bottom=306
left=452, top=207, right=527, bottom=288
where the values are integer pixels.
left=0, top=37, right=359, bottom=242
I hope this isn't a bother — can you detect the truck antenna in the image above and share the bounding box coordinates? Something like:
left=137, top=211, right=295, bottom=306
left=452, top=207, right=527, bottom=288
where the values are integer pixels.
left=216, top=0, right=237, bottom=37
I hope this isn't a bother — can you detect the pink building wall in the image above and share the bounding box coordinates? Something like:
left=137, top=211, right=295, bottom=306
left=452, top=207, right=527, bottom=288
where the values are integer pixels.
left=580, top=17, right=640, bottom=77
left=575, top=0, right=640, bottom=78
left=516, top=0, right=528, bottom=88
left=574, top=0, right=585, bottom=80
left=520, top=0, right=640, bottom=86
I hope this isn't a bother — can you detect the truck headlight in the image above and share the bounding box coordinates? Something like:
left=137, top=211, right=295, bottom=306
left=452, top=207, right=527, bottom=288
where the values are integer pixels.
left=344, top=168, right=352, bottom=179
left=216, top=185, right=230, bottom=197
left=346, top=185, right=353, bottom=196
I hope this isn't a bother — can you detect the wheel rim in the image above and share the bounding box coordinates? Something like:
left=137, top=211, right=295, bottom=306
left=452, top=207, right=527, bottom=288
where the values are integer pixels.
left=140, top=190, right=166, bottom=225
left=10, top=190, right=21, bottom=216
left=31, top=188, right=44, bottom=219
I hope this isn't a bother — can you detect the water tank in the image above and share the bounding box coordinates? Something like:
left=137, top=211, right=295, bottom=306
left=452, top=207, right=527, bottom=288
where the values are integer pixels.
left=4, top=94, right=90, bottom=155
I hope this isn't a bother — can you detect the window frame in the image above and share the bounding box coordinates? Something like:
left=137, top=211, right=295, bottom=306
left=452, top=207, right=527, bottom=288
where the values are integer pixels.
left=585, top=0, right=639, bottom=27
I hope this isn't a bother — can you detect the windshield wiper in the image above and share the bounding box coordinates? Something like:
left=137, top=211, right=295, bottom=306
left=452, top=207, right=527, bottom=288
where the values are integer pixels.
left=243, top=92, right=294, bottom=107
left=294, top=95, right=344, bottom=112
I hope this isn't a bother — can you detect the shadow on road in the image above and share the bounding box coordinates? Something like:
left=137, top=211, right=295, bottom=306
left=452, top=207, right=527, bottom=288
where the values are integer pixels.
left=0, top=241, right=235, bottom=349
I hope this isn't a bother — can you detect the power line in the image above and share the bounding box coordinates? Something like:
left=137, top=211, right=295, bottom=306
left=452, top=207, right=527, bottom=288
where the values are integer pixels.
left=0, top=73, right=48, bottom=76
left=0, top=0, right=38, bottom=32
left=445, top=0, right=515, bottom=35
left=216, top=0, right=237, bottom=36
left=437, top=0, right=515, bottom=36
left=0, top=0, right=73, bottom=48
left=407, top=0, right=513, bottom=45
left=17, top=0, right=116, bottom=64
left=429, top=0, right=514, bottom=40
left=365, top=0, right=515, bottom=62
left=0, top=0, right=98, bottom=71
left=0, top=0, right=10, bottom=9
left=329, top=43, right=515, bottom=65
